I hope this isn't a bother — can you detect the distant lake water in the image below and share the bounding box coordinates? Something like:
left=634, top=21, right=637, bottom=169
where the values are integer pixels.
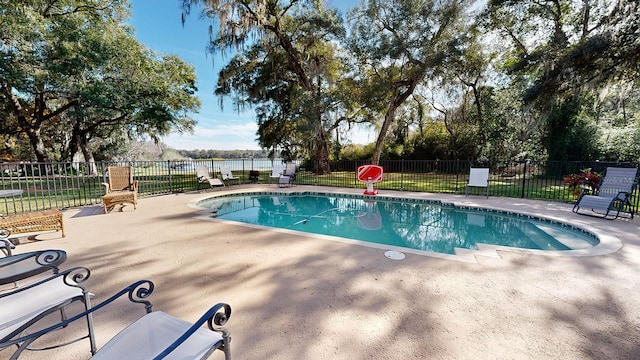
left=163, top=159, right=292, bottom=171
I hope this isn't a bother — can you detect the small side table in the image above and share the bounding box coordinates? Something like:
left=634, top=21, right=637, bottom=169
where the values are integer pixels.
left=249, top=170, right=260, bottom=183
left=0, top=189, right=24, bottom=216
left=0, top=190, right=23, bottom=198
left=0, top=189, right=24, bottom=245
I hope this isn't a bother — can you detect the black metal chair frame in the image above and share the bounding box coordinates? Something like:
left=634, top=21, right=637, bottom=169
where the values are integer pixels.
left=0, top=235, right=13, bottom=257
left=1, top=279, right=232, bottom=360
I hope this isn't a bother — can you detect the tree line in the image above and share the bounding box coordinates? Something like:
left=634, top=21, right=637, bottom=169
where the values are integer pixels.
left=2, top=1, right=638, bottom=175
left=184, top=0, right=640, bottom=173
left=1, top=0, right=199, bottom=172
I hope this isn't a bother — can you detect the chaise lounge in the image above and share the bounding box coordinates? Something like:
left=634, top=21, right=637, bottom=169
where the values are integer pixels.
left=278, top=162, right=297, bottom=188
left=572, top=167, right=639, bottom=220
left=0, top=266, right=95, bottom=359
left=196, top=166, right=225, bottom=189
left=221, top=166, right=240, bottom=185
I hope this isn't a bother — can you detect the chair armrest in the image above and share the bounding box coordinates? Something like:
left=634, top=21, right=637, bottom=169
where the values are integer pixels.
left=615, top=191, right=632, bottom=201
left=0, top=237, right=14, bottom=257
left=132, top=180, right=139, bottom=192
left=578, top=186, right=592, bottom=195
left=101, top=182, right=111, bottom=194
left=0, top=249, right=66, bottom=283
left=0, top=266, right=90, bottom=298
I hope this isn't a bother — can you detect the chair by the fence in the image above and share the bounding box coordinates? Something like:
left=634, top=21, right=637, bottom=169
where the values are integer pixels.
left=196, top=166, right=224, bottom=189
left=102, top=166, right=138, bottom=213
left=221, top=166, right=240, bottom=185
left=572, top=167, right=639, bottom=219
left=465, top=168, right=490, bottom=198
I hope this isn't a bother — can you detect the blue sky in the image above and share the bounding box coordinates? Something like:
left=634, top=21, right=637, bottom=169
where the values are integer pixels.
left=128, top=0, right=366, bottom=151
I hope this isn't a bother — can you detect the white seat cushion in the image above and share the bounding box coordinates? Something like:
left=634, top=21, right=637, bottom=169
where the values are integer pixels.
left=90, top=311, right=223, bottom=360
left=0, top=276, right=84, bottom=339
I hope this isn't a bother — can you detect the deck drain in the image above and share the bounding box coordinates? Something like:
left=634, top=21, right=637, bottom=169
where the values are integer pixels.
left=384, top=250, right=405, bottom=260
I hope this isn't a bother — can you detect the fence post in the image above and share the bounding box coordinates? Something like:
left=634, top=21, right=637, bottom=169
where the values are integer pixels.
left=455, top=159, right=460, bottom=193
left=101, top=160, right=107, bottom=184
left=167, top=160, right=172, bottom=193
left=521, top=160, right=528, bottom=198
left=400, top=159, right=404, bottom=191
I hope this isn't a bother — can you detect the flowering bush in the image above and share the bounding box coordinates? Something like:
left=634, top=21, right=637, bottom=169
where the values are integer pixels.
left=564, top=168, right=602, bottom=197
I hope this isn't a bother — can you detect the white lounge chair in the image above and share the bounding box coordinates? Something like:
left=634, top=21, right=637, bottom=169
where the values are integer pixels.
left=572, top=167, right=638, bottom=220
left=0, top=266, right=95, bottom=359
left=278, top=162, right=296, bottom=188
left=269, top=164, right=284, bottom=185
left=284, top=162, right=296, bottom=179
left=196, top=166, right=224, bottom=189
left=465, top=168, right=489, bottom=198
left=220, top=166, right=240, bottom=185
left=1, top=280, right=232, bottom=360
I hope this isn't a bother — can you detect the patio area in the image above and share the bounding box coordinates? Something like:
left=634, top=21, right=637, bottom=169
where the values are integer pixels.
left=5, top=185, right=640, bottom=359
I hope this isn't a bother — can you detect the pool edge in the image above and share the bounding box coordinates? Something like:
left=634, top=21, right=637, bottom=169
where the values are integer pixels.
left=187, top=188, right=623, bottom=263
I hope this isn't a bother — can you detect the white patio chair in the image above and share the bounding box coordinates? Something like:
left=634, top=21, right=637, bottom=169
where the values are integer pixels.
left=465, top=168, right=490, bottom=198
left=0, top=266, right=95, bottom=359
left=0, top=233, right=14, bottom=257
left=278, top=162, right=297, bottom=188
left=269, top=164, right=285, bottom=185
left=220, top=166, right=240, bottom=185
left=196, top=166, right=224, bottom=189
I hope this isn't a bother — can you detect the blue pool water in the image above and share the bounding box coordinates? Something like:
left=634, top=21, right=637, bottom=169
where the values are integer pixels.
left=196, top=193, right=599, bottom=255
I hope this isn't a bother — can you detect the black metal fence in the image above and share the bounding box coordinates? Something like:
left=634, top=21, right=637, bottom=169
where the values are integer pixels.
left=0, top=159, right=638, bottom=215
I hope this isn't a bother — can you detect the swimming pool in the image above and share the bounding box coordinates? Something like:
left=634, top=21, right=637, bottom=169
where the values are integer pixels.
left=193, top=192, right=601, bottom=258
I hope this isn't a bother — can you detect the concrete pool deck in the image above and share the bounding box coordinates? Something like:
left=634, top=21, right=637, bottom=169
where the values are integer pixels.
left=5, top=185, right=640, bottom=359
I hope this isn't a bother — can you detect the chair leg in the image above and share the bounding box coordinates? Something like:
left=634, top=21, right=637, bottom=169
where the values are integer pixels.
left=221, top=328, right=232, bottom=360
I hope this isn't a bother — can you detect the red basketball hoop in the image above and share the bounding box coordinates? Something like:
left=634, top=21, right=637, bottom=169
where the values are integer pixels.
left=357, top=165, right=384, bottom=195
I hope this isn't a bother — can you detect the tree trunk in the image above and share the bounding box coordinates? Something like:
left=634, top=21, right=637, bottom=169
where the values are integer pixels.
left=371, top=104, right=397, bottom=165
left=371, top=78, right=420, bottom=164
left=313, top=124, right=331, bottom=175
left=25, top=127, right=48, bottom=163
left=80, top=140, right=98, bottom=175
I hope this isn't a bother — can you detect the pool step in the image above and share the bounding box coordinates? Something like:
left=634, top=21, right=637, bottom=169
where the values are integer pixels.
left=531, top=223, right=594, bottom=250
left=518, top=222, right=568, bottom=250
left=454, top=245, right=502, bottom=260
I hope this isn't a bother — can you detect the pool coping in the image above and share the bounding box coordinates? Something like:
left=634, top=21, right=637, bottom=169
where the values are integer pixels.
left=187, top=188, right=623, bottom=263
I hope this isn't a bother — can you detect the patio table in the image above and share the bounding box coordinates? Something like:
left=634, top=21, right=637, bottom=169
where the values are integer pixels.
left=0, top=190, right=23, bottom=198
left=0, top=249, right=67, bottom=286
left=0, top=189, right=23, bottom=218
